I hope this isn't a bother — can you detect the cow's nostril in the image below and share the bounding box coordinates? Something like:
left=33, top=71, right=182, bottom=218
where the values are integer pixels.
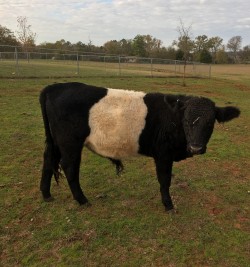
left=189, top=145, right=203, bottom=154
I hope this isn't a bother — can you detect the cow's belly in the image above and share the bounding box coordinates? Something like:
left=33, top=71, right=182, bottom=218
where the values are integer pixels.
left=84, top=89, right=147, bottom=159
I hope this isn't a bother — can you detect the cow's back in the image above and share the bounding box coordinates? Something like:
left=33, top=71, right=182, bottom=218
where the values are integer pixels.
left=42, top=82, right=108, bottom=116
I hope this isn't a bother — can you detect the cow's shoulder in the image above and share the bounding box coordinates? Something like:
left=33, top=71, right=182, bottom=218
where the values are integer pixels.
left=142, top=93, right=190, bottom=119
left=138, top=93, right=187, bottom=157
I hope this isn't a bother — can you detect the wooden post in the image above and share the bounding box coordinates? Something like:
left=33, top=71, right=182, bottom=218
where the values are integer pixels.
left=76, top=53, right=79, bottom=75
left=118, top=56, right=121, bottom=76
left=15, top=47, right=19, bottom=76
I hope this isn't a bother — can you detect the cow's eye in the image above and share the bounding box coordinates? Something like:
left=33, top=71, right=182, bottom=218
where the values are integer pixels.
left=192, top=117, right=200, bottom=125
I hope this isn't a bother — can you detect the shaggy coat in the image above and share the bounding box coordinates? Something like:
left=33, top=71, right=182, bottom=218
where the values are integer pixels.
left=40, top=82, right=240, bottom=211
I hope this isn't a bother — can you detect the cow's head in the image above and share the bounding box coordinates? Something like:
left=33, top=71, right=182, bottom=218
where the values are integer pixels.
left=181, top=97, right=240, bottom=156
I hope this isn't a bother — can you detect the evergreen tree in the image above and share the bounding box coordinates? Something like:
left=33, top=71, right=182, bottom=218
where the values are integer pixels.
left=200, top=49, right=212, bottom=63
left=0, top=25, right=19, bottom=47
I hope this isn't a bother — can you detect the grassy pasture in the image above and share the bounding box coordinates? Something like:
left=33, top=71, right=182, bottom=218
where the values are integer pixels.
left=0, top=58, right=211, bottom=78
left=0, top=66, right=249, bottom=266
left=211, top=64, right=250, bottom=81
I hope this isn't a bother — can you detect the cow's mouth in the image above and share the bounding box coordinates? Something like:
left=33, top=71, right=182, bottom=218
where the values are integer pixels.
left=187, top=144, right=206, bottom=155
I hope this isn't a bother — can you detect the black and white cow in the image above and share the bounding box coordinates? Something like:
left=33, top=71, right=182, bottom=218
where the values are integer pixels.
left=40, top=82, right=240, bottom=211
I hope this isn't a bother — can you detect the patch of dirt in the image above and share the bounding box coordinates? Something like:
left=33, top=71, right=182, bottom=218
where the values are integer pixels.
left=234, top=83, right=250, bottom=92
left=222, top=161, right=249, bottom=181
left=64, top=229, right=96, bottom=244
left=234, top=215, right=249, bottom=230
left=208, top=207, right=223, bottom=216
left=202, top=195, right=223, bottom=217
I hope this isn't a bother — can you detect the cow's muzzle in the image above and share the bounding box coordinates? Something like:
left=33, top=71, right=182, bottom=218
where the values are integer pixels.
left=188, top=144, right=206, bottom=155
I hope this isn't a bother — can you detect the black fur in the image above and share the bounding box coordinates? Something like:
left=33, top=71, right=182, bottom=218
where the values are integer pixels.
left=40, top=82, right=107, bottom=203
left=215, top=106, right=241, bottom=123
left=40, top=82, right=240, bottom=211
left=139, top=93, right=240, bottom=210
left=139, top=93, right=189, bottom=160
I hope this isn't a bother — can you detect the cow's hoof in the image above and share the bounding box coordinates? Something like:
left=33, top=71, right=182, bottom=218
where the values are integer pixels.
left=43, top=196, right=55, bottom=202
left=165, top=204, right=175, bottom=212
left=79, top=202, right=92, bottom=208
left=166, top=208, right=178, bottom=214
left=165, top=202, right=174, bottom=211
left=76, top=197, right=91, bottom=206
left=84, top=202, right=92, bottom=207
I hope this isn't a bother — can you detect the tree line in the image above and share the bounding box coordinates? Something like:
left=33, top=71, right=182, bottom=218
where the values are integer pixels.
left=0, top=17, right=249, bottom=64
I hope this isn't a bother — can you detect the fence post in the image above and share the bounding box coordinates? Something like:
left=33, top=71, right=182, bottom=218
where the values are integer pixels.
left=118, top=56, right=121, bottom=76
left=104, top=56, right=107, bottom=74
left=15, top=47, right=19, bottom=76
left=150, top=58, right=153, bottom=77
left=76, top=53, right=79, bottom=75
left=209, top=64, right=211, bottom=78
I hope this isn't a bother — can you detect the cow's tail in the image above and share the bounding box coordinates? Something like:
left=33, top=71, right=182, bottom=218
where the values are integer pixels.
left=40, top=88, right=62, bottom=183
left=109, top=158, right=124, bottom=176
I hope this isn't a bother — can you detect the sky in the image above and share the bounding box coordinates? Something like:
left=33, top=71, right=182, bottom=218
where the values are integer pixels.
left=0, top=0, right=250, bottom=47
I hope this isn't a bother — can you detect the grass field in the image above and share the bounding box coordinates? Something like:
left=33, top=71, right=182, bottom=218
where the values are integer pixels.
left=0, top=59, right=211, bottom=78
left=0, top=65, right=249, bottom=266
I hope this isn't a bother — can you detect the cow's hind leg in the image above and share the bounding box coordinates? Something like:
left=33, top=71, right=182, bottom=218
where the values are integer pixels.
left=60, top=144, right=89, bottom=205
left=40, top=144, right=60, bottom=201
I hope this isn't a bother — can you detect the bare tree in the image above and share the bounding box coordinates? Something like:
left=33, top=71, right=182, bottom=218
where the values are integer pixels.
left=227, top=36, right=242, bottom=63
left=173, top=19, right=194, bottom=86
left=16, top=16, right=36, bottom=51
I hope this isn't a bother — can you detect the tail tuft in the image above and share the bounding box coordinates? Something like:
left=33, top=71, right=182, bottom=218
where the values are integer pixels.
left=108, top=158, right=124, bottom=176
left=53, top=166, right=64, bottom=184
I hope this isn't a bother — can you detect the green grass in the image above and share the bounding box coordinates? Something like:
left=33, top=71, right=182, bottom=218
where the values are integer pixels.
left=0, top=72, right=249, bottom=266
left=0, top=59, right=211, bottom=78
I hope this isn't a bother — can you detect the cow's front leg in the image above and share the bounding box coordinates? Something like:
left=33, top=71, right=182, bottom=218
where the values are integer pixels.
left=154, top=158, right=174, bottom=211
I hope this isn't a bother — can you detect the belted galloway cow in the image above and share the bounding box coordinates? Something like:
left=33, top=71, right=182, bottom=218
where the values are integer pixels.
left=40, top=82, right=240, bottom=211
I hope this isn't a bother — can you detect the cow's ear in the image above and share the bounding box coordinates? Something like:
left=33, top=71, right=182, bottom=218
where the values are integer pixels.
left=215, top=106, right=240, bottom=123
left=164, top=96, right=185, bottom=112
left=172, top=99, right=185, bottom=112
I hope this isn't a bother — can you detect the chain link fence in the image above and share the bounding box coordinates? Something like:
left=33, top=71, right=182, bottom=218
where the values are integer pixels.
left=0, top=45, right=211, bottom=78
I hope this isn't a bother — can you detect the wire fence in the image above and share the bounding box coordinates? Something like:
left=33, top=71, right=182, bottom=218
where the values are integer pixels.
left=0, top=45, right=211, bottom=78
